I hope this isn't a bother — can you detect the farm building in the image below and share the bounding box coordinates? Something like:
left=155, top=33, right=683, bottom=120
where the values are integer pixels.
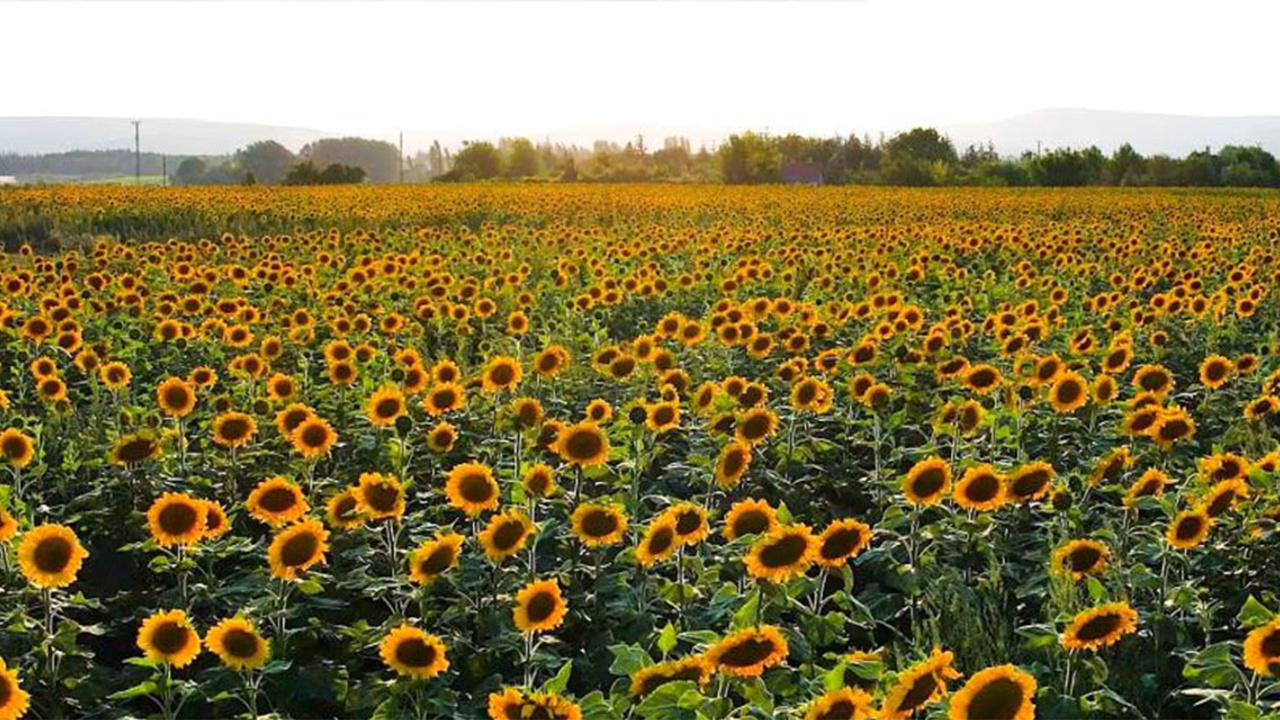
left=780, top=161, right=823, bottom=185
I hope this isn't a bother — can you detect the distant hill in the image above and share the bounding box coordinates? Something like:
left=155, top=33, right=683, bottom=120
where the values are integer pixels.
left=943, top=108, right=1280, bottom=157
left=0, top=117, right=332, bottom=155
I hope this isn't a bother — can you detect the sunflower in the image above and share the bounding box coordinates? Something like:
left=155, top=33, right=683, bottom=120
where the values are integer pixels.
left=1244, top=618, right=1280, bottom=677
left=479, top=509, right=535, bottom=561
left=745, top=525, right=817, bottom=582
left=146, top=492, right=207, bottom=547
left=1092, top=374, right=1118, bottom=404
left=212, top=411, right=257, bottom=449
left=803, top=687, right=874, bottom=720
left=205, top=617, right=270, bottom=670
left=1005, top=461, right=1055, bottom=503
left=522, top=463, right=557, bottom=499
left=482, top=356, right=523, bottom=394
left=1246, top=395, right=1280, bottom=421
left=108, top=431, right=163, bottom=466
left=1061, top=602, right=1139, bottom=651
left=17, top=524, right=88, bottom=588
left=188, top=366, right=217, bottom=389
left=1203, top=479, right=1249, bottom=518
left=353, top=472, right=405, bottom=521
left=202, top=500, right=231, bottom=540
left=706, top=625, right=788, bottom=678
left=880, top=649, right=961, bottom=720
left=325, top=488, right=365, bottom=530
left=644, top=401, right=681, bottom=434
left=488, top=688, right=582, bottom=720
left=953, top=464, right=1005, bottom=511
left=247, top=476, right=309, bottom=526
left=408, top=532, right=465, bottom=584
left=1089, top=446, right=1133, bottom=486
left=585, top=398, right=613, bottom=424
left=790, top=376, right=833, bottom=413
left=947, top=664, right=1037, bottom=720
left=380, top=625, right=449, bottom=679
left=0, top=510, right=17, bottom=543
left=630, top=656, right=713, bottom=697
left=552, top=422, right=610, bottom=467
left=137, top=609, right=202, bottom=668
left=99, top=361, right=132, bottom=391
left=1133, top=364, right=1174, bottom=397
left=0, top=657, right=30, bottom=720
left=265, top=373, right=296, bottom=403
left=532, top=345, right=571, bottom=378
left=636, top=518, right=680, bottom=566
left=714, top=441, right=753, bottom=488
left=424, top=421, right=457, bottom=454
left=290, top=415, right=337, bottom=459
left=1051, top=539, right=1110, bottom=580
left=962, top=364, right=1002, bottom=395
left=36, top=375, right=66, bottom=403
left=815, top=518, right=872, bottom=568
left=1048, top=371, right=1088, bottom=413
left=266, top=518, right=329, bottom=580
left=1167, top=508, right=1212, bottom=549
left=1030, top=354, right=1063, bottom=386
left=366, top=386, right=406, bottom=427
left=723, top=499, right=778, bottom=541
left=570, top=504, right=628, bottom=547
left=1151, top=407, right=1196, bottom=449
left=665, top=502, right=710, bottom=546
left=1199, top=354, right=1233, bottom=389
left=444, top=462, right=500, bottom=516
left=510, top=397, right=544, bottom=430
left=422, top=382, right=466, bottom=417
left=903, top=457, right=952, bottom=506
left=735, top=407, right=779, bottom=445
left=327, top=360, right=357, bottom=386
left=156, top=377, right=196, bottom=418
left=0, top=429, right=35, bottom=469
left=513, top=578, right=567, bottom=634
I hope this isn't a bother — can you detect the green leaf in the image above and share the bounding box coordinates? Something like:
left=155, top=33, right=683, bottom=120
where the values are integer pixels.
left=261, top=659, right=292, bottom=675
left=657, top=622, right=678, bottom=655
left=608, top=644, right=650, bottom=677
left=823, top=660, right=848, bottom=692
left=636, top=680, right=699, bottom=720
left=1238, top=595, right=1275, bottom=628
left=1085, top=576, right=1105, bottom=602
left=109, top=681, right=159, bottom=700
left=732, top=590, right=760, bottom=630
left=541, top=660, right=573, bottom=695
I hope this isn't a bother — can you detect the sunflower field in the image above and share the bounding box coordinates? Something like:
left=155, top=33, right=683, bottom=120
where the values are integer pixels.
left=1, top=184, right=1280, bottom=720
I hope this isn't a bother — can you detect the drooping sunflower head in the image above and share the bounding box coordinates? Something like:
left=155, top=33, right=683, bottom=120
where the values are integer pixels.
left=108, top=430, right=163, bottom=466
left=1051, top=539, right=1110, bottom=580
left=354, top=472, right=405, bottom=521
left=706, top=625, right=788, bottom=678
left=266, top=518, right=329, bottom=580
left=1203, top=479, right=1249, bottom=518
left=379, top=625, right=449, bottom=679
left=552, top=422, right=610, bottom=467
left=479, top=509, right=535, bottom=562
left=444, top=462, right=500, bottom=516
left=802, top=687, right=874, bottom=720
left=745, top=524, right=816, bottom=582
left=205, top=616, right=270, bottom=670
left=146, top=492, right=208, bottom=547
left=18, top=523, right=88, bottom=588
left=903, top=457, right=952, bottom=506
left=513, top=578, right=567, bottom=635
left=735, top=407, right=778, bottom=446
left=723, top=498, right=778, bottom=541
left=487, top=687, right=582, bottom=720
left=629, top=656, right=712, bottom=698
left=570, top=504, right=628, bottom=547
left=714, top=440, right=753, bottom=488
left=636, top=518, right=680, bottom=567
left=137, top=609, right=202, bottom=668
left=408, top=532, right=465, bottom=585
left=247, top=476, right=309, bottom=526
left=815, top=518, right=872, bottom=569
left=1005, top=461, right=1055, bottom=503
left=880, top=648, right=961, bottom=720
left=1061, top=602, right=1139, bottom=651
left=947, top=664, right=1037, bottom=720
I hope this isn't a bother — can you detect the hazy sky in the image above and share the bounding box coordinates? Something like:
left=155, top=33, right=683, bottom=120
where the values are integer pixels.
left=5, top=0, right=1279, bottom=139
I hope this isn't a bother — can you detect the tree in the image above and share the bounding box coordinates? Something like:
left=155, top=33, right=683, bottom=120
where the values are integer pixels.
left=881, top=128, right=957, bottom=185
left=504, top=138, right=539, bottom=179
left=236, top=140, right=295, bottom=185
left=172, top=157, right=208, bottom=185
left=299, top=137, right=400, bottom=183
left=444, top=141, right=502, bottom=181
left=717, top=132, right=781, bottom=184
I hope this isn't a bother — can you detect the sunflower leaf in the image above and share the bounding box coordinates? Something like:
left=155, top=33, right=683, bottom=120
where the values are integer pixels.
left=541, top=660, right=573, bottom=695
left=1237, top=594, right=1274, bottom=628
left=657, top=622, right=678, bottom=655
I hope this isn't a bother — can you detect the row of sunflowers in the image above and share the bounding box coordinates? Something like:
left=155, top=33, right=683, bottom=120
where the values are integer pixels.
left=0, top=184, right=1279, bottom=719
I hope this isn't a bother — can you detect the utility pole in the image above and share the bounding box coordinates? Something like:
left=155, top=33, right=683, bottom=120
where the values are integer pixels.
left=162, top=155, right=168, bottom=186
left=399, top=131, right=405, bottom=183
left=132, top=120, right=141, bottom=185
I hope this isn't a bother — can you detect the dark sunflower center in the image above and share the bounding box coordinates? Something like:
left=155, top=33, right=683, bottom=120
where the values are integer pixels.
left=652, top=407, right=675, bottom=425
left=796, top=384, right=817, bottom=404
left=394, top=637, right=436, bottom=667
left=280, top=532, right=319, bottom=567
left=565, top=431, right=603, bottom=460
left=219, top=418, right=250, bottom=440
left=817, top=699, right=858, bottom=719
left=2, top=436, right=28, bottom=459
left=964, top=474, right=1001, bottom=503
left=1207, top=490, right=1237, bottom=517
left=1159, top=420, right=1190, bottom=440
left=732, top=511, right=770, bottom=537
left=0, top=672, right=10, bottom=705
left=911, top=468, right=947, bottom=498
left=117, top=437, right=158, bottom=463
left=1067, top=546, right=1102, bottom=572
left=740, top=416, right=769, bottom=440
left=152, top=621, right=192, bottom=655
left=419, top=546, right=456, bottom=575
left=675, top=510, right=702, bottom=535
left=300, top=423, right=329, bottom=447
left=1011, top=470, right=1049, bottom=498
left=489, top=365, right=515, bottom=385
left=1055, top=380, right=1082, bottom=404
left=1075, top=613, right=1122, bottom=641
left=1175, top=516, right=1204, bottom=541
left=722, top=449, right=747, bottom=476
left=376, top=398, right=401, bottom=418
left=718, top=637, right=776, bottom=667
left=526, top=473, right=550, bottom=495
left=646, top=526, right=675, bottom=556
left=459, top=474, right=495, bottom=503
left=222, top=628, right=260, bottom=659
left=821, top=528, right=864, bottom=560
left=970, top=369, right=995, bottom=387
left=1261, top=630, right=1280, bottom=657
left=364, top=482, right=400, bottom=512
left=164, top=387, right=190, bottom=409
left=899, top=672, right=939, bottom=711
left=158, top=502, right=200, bottom=536
left=259, top=487, right=298, bottom=513
left=758, top=534, right=807, bottom=567
left=333, top=495, right=359, bottom=520
left=581, top=510, right=618, bottom=538
left=34, top=536, right=73, bottom=573
left=964, top=677, right=1025, bottom=720
left=1206, top=363, right=1228, bottom=381
left=492, top=519, right=527, bottom=550
left=525, top=591, right=557, bottom=623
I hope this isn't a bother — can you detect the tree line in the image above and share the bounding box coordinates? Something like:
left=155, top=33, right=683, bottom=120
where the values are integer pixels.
left=4, top=128, right=1278, bottom=187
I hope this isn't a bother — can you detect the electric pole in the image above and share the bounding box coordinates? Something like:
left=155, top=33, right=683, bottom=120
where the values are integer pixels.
left=399, top=131, right=405, bottom=184
left=132, top=120, right=141, bottom=185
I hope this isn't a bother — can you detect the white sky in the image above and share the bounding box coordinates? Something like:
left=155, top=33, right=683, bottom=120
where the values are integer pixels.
left=4, top=0, right=1279, bottom=140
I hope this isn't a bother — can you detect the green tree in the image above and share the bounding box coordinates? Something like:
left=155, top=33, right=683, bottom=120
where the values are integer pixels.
left=717, top=132, right=781, bottom=184
left=236, top=140, right=295, bottom=185
left=503, top=138, right=539, bottom=179
left=445, top=141, right=502, bottom=181
left=881, top=128, right=957, bottom=185
left=300, top=137, right=399, bottom=183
